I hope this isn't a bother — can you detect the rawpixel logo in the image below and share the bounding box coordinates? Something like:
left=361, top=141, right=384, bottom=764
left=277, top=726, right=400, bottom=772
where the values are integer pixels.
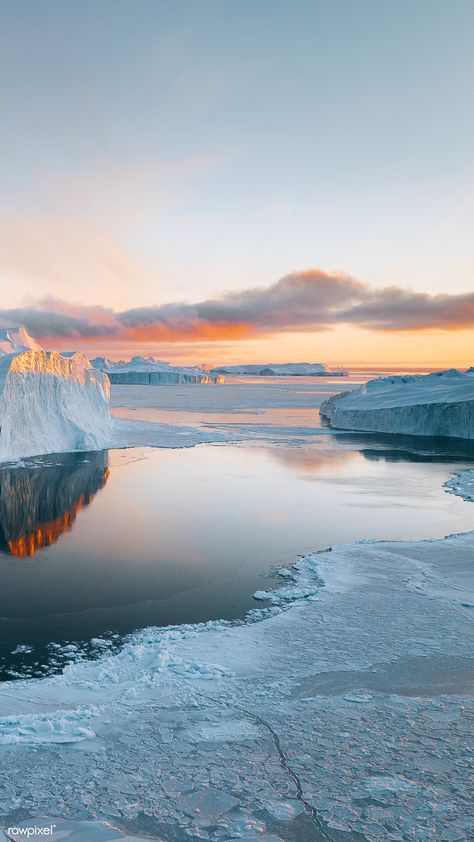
left=7, top=826, right=56, bottom=839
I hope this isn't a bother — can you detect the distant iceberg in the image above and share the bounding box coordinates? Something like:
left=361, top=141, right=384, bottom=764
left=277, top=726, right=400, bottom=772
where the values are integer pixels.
left=321, top=369, right=474, bottom=439
left=211, top=362, right=347, bottom=376
left=92, top=356, right=224, bottom=384
left=0, top=328, right=112, bottom=462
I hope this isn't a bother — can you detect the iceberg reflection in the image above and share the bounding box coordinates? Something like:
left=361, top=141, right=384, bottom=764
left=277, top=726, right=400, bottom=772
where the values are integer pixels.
left=0, top=452, right=109, bottom=557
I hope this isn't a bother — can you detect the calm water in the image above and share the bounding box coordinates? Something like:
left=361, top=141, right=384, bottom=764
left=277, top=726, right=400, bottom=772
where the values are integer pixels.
left=0, top=433, right=473, bottom=680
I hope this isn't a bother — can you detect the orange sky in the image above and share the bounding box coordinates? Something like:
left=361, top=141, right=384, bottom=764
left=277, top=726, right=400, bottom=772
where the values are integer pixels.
left=1, top=4, right=473, bottom=370
left=41, top=323, right=473, bottom=369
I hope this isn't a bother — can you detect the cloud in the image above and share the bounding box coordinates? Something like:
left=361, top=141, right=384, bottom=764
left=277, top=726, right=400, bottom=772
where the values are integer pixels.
left=1, top=269, right=473, bottom=345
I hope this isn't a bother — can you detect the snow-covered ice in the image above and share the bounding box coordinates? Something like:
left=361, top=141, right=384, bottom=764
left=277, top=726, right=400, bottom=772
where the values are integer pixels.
left=0, top=328, right=112, bottom=462
left=0, top=510, right=472, bottom=839
left=321, top=368, right=474, bottom=439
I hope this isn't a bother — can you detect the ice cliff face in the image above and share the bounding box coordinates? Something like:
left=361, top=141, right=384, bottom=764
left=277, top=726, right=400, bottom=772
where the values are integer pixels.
left=0, top=329, right=112, bottom=461
left=320, top=369, right=474, bottom=439
left=92, top=356, right=224, bottom=384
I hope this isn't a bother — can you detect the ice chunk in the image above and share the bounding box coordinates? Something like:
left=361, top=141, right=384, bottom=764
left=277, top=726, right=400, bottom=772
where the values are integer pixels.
left=176, top=787, right=239, bottom=822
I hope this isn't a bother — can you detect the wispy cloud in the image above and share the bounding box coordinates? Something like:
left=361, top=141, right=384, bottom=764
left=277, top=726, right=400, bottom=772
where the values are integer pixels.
left=1, top=269, right=473, bottom=346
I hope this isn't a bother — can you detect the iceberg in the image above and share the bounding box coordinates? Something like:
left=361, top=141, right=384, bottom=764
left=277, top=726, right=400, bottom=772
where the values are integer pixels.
left=211, top=361, right=347, bottom=376
left=92, top=355, right=224, bottom=384
left=0, top=327, right=112, bottom=462
left=320, top=368, right=474, bottom=439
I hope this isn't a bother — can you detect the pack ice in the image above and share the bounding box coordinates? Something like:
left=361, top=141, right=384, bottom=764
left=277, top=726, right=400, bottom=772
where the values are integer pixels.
left=0, top=327, right=112, bottom=461
left=321, top=368, right=474, bottom=439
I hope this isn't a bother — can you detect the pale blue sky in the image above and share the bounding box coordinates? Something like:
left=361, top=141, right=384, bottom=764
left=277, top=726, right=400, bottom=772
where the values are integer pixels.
left=0, top=0, right=473, bottom=313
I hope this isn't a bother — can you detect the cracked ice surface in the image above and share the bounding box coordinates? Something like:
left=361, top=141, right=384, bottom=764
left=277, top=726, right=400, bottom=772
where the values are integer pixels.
left=0, top=529, right=473, bottom=840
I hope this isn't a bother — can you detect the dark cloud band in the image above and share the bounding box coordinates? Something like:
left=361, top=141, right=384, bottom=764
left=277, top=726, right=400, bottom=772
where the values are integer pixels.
left=1, top=270, right=473, bottom=342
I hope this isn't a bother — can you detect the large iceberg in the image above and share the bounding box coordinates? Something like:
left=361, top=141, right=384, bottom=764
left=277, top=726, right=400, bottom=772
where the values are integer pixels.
left=0, top=328, right=112, bottom=461
left=320, top=368, right=474, bottom=439
left=211, top=361, right=347, bottom=376
left=92, top=355, right=224, bottom=384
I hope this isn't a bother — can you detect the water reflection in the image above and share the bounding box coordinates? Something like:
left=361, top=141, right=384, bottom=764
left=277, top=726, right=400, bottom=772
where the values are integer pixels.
left=268, top=447, right=360, bottom=474
left=331, top=431, right=474, bottom=464
left=1, top=441, right=473, bottom=682
left=0, top=452, right=109, bottom=557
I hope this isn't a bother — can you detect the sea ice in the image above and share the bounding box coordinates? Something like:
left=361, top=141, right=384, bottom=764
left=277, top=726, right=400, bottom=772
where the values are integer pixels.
left=0, top=521, right=472, bottom=840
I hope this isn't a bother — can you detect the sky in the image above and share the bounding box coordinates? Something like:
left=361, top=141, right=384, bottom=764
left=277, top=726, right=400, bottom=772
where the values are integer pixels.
left=0, top=0, right=473, bottom=367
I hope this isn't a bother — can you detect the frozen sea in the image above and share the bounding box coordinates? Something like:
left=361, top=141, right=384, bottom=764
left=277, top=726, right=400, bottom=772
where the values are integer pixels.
left=0, top=376, right=473, bottom=841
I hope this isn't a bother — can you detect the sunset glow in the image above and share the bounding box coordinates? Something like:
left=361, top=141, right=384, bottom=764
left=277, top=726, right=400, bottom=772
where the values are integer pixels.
left=0, top=1, right=472, bottom=368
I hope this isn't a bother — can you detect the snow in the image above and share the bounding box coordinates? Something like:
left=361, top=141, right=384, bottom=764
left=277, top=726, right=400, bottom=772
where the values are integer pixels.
left=211, top=362, right=347, bottom=376
left=0, top=328, right=112, bottom=462
left=321, top=368, right=474, bottom=438
left=0, top=515, right=472, bottom=839
left=92, top=356, right=224, bottom=384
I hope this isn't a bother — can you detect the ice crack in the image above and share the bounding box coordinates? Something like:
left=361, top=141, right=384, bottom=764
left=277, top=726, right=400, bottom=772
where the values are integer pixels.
left=197, top=690, right=334, bottom=841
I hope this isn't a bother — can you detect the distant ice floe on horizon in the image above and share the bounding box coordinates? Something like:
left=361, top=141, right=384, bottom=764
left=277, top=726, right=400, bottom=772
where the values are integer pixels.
left=210, top=361, right=348, bottom=376
left=0, top=327, right=112, bottom=462
left=321, top=368, right=474, bottom=439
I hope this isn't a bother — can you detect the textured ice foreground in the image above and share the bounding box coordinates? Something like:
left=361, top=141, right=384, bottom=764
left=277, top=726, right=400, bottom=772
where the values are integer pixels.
left=0, top=516, right=473, bottom=840
left=321, top=369, right=474, bottom=439
left=0, top=328, right=111, bottom=462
